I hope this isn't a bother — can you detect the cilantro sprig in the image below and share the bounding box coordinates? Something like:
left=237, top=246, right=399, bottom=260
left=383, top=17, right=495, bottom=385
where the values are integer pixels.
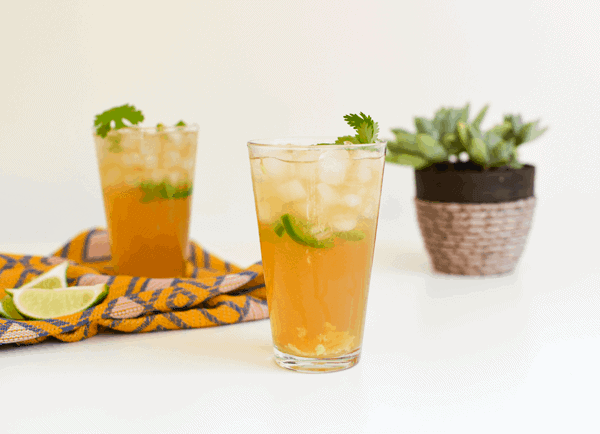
left=94, top=104, right=145, bottom=138
left=335, top=112, right=380, bottom=144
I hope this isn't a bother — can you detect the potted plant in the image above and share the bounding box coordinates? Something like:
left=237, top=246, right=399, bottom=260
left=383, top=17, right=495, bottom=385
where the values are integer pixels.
left=386, top=103, right=547, bottom=276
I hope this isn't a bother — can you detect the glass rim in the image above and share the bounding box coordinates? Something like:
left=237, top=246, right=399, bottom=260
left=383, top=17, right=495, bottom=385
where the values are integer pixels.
left=247, top=136, right=387, bottom=151
left=92, top=123, right=199, bottom=136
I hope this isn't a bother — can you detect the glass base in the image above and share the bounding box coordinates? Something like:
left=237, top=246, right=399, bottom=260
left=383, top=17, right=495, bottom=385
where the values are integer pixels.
left=273, top=347, right=361, bottom=373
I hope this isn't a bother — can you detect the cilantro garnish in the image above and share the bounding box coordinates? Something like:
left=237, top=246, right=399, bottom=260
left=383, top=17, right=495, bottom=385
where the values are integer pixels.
left=334, top=112, right=380, bottom=144
left=316, top=113, right=380, bottom=145
left=94, top=104, right=145, bottom=138
left=175, top=120, right=187, bottom=127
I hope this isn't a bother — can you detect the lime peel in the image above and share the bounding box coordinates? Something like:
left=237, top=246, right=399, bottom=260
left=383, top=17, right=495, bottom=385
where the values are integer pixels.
left=0, top=295, right=24, bottom=319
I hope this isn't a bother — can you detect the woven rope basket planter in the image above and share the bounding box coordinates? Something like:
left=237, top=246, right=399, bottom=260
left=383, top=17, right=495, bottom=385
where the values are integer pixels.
left=415, top=196, right=536, bottom=276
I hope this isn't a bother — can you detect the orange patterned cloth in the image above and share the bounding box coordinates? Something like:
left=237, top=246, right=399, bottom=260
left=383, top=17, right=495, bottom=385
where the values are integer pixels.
left=0, top=229, right=268, bottom=346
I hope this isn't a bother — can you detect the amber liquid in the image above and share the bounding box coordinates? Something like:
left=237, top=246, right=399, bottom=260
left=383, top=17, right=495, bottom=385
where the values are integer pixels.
left=258, top=223, right=376, bottom=359
left=103, top=183, right=191, bottom=278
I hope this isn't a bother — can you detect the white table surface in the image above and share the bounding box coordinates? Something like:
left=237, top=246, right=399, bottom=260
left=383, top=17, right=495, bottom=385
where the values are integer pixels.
left=1, top=189, right=599, bottom=434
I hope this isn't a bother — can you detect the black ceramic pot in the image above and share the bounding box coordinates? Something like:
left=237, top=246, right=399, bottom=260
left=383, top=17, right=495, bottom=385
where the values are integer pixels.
left=415, top=162, right=535, bottom=203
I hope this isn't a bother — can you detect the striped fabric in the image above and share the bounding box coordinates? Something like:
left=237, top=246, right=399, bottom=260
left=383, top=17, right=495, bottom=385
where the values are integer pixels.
left=0, top=229, right=268, bottom=346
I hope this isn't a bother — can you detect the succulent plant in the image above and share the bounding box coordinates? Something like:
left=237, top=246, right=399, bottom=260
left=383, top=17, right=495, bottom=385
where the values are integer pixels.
left=386, top=104, right=547, bottom=169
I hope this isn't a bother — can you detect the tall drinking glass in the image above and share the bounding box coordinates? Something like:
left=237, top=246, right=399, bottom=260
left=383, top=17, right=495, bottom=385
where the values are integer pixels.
left=94, top=125, right=198, bottom=278
left=248, top=138, right=386, bottom=372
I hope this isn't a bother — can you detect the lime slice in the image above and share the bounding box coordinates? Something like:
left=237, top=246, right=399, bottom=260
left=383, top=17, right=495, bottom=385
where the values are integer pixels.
left=335, top=229, right=365, bottom=242
left=280, top=214, right=334, bottom=249
left=7, top=284, right=108, bottom=320
left=0, top=295, right=24, bottom=319
left=21, top=261, right=69, bottom=289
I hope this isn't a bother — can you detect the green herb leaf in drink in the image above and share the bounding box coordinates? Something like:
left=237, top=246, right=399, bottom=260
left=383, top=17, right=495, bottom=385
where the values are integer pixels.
left=317, top=112, right=381, bottom=146
left=139, top=180, right=193, bottom=203
left=273, top=221, right=285, bottom=237
left=94, top=104, right=145, bottom=138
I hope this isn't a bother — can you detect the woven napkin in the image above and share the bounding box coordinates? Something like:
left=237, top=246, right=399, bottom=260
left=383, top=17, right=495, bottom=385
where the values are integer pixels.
left=0, top=228, right=268, bottom=346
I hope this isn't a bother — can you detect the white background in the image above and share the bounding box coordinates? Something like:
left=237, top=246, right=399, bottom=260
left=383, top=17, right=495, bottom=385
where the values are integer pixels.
left=1, top=0, right=598, bottom=253
left=1, top=1, right=599, bottom=433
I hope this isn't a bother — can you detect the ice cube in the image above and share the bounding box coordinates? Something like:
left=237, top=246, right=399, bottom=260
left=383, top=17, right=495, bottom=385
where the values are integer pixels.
left=318, top=150, right=350, bottom=185
left=343, top=194, right=362, bottom=208
left=317, top=183, right=340, bottom=205
left=356, top=162, right=372, bottom=183
left=165, top=151, right=182, bottom=169
left=144, top=155, right=158, bottom=169
left=277, top=179, right=307, bottom=202
left=349, top=149, right=376, bottom=160
left=331, top=215, right=357, bottom=232
left=262, top=157, right=292, bottom=178
left=361, top=202, right=378, bottom=219
left=182, top=157, right=195, bottom=172
left=167, top=131, right=183, bottom=146
left=103, top=166, right=122, bottom=186
left=294, top=161, right=318, bottom=181
left=256, top=201, right=272, bottom=222
left=168, top=170, right=184, bottom=185
left=250, top=159, right=266, bottom=183
left=151, top=169, right=168, bottom=183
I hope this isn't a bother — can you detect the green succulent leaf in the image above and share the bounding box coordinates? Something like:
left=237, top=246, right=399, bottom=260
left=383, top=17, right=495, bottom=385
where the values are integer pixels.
left=385, top=152, right=429, bottom=169
left=472, top=104, right=489, bottom=131
left=466, top=126, right=489, bottom=167
left=416, top=134, right=447, bottom=161
left=414, top=117, right=437, bottom=139
left=509, top=159, right=524, bottom=169
left=458, top=103, right=470, bottom=123
left=504, top=114, right=524, bottom=134
left=444, top=109, right=463, bottom=137
left=457, top=122, right=470, bottom=146
left=391, top=128, right=415, bottom=144
left=489, top=139, right=516, bottom=167
left=432, top=109, right=447, bottom=138
left=387, top=129, right=422, bottom=156
left=518, top=121, right=548, bottom=145
left=484, top=131, right=503, bottom=150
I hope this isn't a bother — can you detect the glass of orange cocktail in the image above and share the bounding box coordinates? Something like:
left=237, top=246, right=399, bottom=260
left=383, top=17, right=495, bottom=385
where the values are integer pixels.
left=94, top=124, right=198, bottom=278
left=248, top=137, right=386, bottom=372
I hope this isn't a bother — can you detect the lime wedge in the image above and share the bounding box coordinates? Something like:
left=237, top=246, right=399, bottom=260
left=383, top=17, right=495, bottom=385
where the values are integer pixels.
left=21, top=261, right=69, bottom=289
left=280, top=214, right=334, bottom=249
left=335, top=230, right=365, bottom=241
left=0, top=295, right=24, bottom=319
left=7, top=284, right=108, bottom=320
